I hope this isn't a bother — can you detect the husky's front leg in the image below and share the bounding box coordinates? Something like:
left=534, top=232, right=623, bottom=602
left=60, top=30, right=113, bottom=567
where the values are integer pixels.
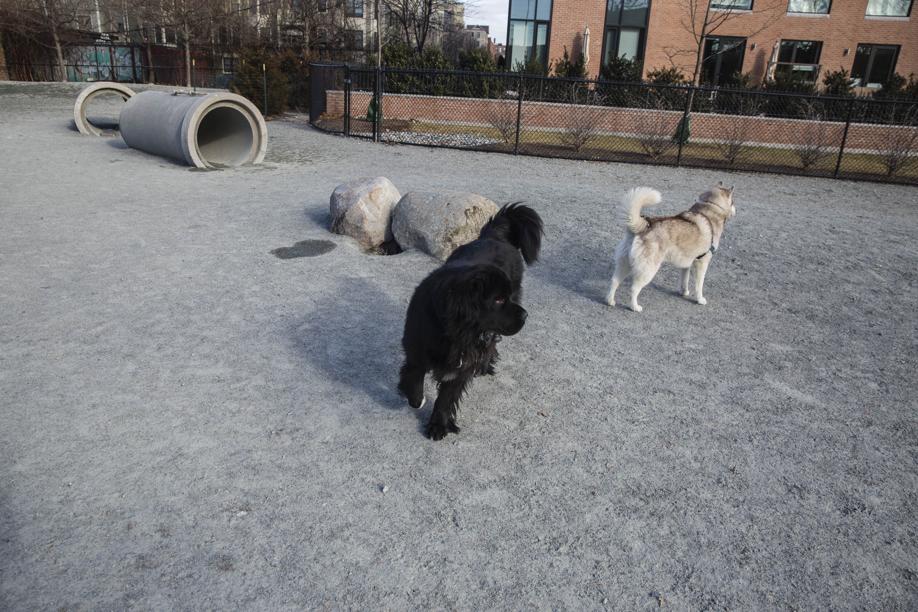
left=692, top=254, right=712, bottom=305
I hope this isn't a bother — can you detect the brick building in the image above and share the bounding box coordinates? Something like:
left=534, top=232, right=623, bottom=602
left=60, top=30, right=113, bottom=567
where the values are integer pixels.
left=506, top=0, right=918, bottom=89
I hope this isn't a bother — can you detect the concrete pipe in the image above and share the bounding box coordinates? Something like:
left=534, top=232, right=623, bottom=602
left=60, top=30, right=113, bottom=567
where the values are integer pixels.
left=118, top=91, right=267, bottom=168
left=74, top=81, right=136, bottom=136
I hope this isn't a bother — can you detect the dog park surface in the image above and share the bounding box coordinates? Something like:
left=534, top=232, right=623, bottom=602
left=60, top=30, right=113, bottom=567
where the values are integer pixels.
left=1, top=81, right=916, bottom=609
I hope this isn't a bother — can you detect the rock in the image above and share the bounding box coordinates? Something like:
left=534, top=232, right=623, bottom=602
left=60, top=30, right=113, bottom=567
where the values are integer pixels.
left=391, top=191, right=498, bottom=260
left=329, top=177, right=401, bottom=250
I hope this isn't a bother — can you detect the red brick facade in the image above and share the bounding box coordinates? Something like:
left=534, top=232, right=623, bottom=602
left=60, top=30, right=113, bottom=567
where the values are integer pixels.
left=543, top=0, right=918, bottom=87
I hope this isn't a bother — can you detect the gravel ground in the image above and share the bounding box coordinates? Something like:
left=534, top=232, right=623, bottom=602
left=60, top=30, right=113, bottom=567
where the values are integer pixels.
left=1, top=81, right=917, bottom=610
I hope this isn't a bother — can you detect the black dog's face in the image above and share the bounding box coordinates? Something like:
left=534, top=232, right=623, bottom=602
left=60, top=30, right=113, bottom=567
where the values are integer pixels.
left=446, top=264, right=527, bottom=336
left=478, top=286, right=528, bottom=336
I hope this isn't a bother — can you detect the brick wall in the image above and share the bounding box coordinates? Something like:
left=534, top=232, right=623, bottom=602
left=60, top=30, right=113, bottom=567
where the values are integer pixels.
left=545, top=0, right=917, bottom=85
left=325, top=89, right=915, bottom=152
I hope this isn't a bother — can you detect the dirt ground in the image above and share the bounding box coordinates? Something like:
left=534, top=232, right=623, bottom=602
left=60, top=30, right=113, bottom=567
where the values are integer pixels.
left=1, top=81, right=917, bottom=610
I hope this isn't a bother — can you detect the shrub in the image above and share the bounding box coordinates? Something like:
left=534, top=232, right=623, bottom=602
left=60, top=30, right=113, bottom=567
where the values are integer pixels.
left=276, top=49, right=310, bottom=111
left=765, top=70, right=816, bottom=95
left=552, top=47, right=586, bottom=79
left=599, top=55, right=642, bottom=83
left=458, top=48, right=496, bottom=73
left=231, top=50, right=290, bottom=116
left=822, top=68, right=854, bottom=97
left=646, top=66, right=687, bottom=85
left=559, top=85, right=605, bottom=152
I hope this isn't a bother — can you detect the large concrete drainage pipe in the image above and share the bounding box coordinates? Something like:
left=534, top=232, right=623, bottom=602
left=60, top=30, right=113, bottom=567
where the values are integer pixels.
left=74, top=82, right=136, bottom=136
left=119, top=91, right=267, bottom=168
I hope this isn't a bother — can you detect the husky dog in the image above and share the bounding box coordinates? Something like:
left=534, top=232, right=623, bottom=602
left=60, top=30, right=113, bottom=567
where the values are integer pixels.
left=606, top=183, right=736, bottom=312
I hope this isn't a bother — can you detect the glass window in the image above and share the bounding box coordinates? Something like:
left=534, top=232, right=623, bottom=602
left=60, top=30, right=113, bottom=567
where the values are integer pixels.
left=865, top=0, right=912, bottom=16
left=711, top=0, right=753, bottom=9
left=701, top=36, right=746, bottom=85
left=621, top=0, right=649, bottom=25
left=778, top=40, right=822, bottom=64
left=787, top=0, right=830, bottom=13
left=851, top=44, right=899, bottom=86
left=602, top=0, right=649, bottom=73
left=507, top=0, right=551, bottom=71
left=618, top=28, right=641, bottom=59
left=346, top=30, right=363, bottom=48
left=511, top=0, right=536, bottom=20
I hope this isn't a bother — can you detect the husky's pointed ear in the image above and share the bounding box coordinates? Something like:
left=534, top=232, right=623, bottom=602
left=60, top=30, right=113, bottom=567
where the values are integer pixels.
left=728, top=184, right=735, bottom=194
left=717, top=180, right=724, bottom=187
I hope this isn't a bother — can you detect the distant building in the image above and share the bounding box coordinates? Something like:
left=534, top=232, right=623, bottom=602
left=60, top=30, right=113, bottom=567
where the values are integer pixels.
left=465, top=24, right=491, bottom=49
left=506, top=0, right=918, bottom=88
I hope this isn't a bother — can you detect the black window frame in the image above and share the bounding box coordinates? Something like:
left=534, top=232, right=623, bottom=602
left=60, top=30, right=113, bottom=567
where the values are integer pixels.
left=851, top=43, right=900, bottom=87
left=711, top=0, right=754, bottom=10
left=701, top=35, right=747, bottom=86
left=865, top=0, right=913, bottom=17
left=600, top=0, right=650, bottom=74
left=778, top=39, right=822, bottom=64
left=505, top=0, right=553, bottom=72
left=787, top=0, right=831, bottom=14
left=345, top=29, right=364, bottom=49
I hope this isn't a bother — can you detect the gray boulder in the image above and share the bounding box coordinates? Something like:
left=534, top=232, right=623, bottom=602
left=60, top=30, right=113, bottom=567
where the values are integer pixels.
left=329, top=177, right=401, bottom=249
left=392, top=191, right=499, bottom=260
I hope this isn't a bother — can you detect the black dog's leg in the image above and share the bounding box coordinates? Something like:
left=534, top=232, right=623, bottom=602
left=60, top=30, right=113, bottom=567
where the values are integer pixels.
left=398, top=361, right=426, bottom=408
left=476, top=343, right=499, bottom=376
left=427, top=376, right=470, bottom=441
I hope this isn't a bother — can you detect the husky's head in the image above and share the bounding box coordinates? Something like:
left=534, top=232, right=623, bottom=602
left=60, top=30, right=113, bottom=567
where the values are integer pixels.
left=701, top=182, right=736, bottom=218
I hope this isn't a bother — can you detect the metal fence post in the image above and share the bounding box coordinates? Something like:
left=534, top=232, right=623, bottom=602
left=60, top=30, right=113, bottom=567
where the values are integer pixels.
left=514, top=74, right=524, bottom=155
left=676, top=85, right=693, bottom=166
left=834, top=97, right=855, bottom=178
left=343, top=65, right=351, bottom=138
left=373, top=66, right=382, bottom=143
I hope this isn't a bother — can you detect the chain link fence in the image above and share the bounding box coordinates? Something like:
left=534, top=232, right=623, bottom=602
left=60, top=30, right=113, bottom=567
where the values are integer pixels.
left=310, top=64, right=918, bottom=185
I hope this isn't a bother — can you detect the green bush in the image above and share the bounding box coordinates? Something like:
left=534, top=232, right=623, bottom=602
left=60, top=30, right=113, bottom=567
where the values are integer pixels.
left=276, top=49, right=310, bottom=111
left=875, top=72, right=908, bottom=99
left=231, top=50, right=290, bottom=116
left=458, top=48, right=496, bottom=73
left=552, top=47, right=586, bottom=78
left=764, top=70, right=816, bottom=94
left=646, top=66, right=687, bottom=85
left=822, top=68, right=854, bottom=97
left=599, top=55, right=641, bottom=82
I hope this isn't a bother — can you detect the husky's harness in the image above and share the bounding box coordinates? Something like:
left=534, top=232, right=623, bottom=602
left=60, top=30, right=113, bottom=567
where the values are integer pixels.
left=677, top=209, right=717, bottom=260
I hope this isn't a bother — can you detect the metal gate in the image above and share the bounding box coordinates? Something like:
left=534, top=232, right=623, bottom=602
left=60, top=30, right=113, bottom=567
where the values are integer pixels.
left=309, top=63, right=346, bottom=126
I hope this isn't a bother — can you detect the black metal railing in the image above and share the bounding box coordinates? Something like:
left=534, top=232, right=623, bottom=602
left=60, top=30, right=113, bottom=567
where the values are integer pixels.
left=5, top=63, right=234, bottom=89
left=309, top=65, right=918, bottom=185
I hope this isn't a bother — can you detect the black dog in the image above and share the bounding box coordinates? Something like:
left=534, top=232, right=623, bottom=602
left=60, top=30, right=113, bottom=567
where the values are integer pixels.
left=398, top=204, right=543, bottom=440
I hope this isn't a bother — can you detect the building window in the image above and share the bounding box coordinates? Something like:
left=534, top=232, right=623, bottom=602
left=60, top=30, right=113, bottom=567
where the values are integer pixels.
left=601, top=0, right=649, bottom=70
left=711, top=0, right=753, bottom=9
left=346, top=29, right=364, bottom=49
left=775, top=40, right=822, bottom=82
left=347, top=0, right=363, bottom=17
left=865, top=0, right=912, bottom=16
left=507, top=0, right=552, bottom=71
left=701, top=36, right=746, bottom=86
left=222, top=56, right=236, bottom=73
left=318, top=0, right=328, bottom=11
left=787, top=0, right=830, bottom=13
left=851, top=44, right=899, bottom=87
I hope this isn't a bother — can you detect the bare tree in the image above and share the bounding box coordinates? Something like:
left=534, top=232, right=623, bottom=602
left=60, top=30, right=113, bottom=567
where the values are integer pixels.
left=636, top=98, right=678, bottom=159
left=879, top=105, right=918, bottom=177
left=794, top=100, right=832, bottom=171
left=4, top=0, right=93, bottom=81
left=484, top=91, right=517, bottom=144
left=711, top=94, right=760, bottom=164
left=382, top=0, right=468, bottom=54
left=559, top=84, right=605, bottom=152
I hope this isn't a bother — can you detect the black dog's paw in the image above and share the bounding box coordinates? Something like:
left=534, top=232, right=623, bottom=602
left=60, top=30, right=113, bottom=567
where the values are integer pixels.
left=447, top=419, right=461, bottom=433
left=398, top=382, right=425, bottom=409
left=426, top=419, right=448, bottom=441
